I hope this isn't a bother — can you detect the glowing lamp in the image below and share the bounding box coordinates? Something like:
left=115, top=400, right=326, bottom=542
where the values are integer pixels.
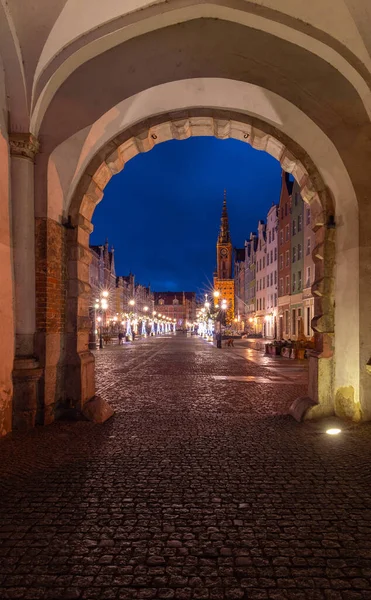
left=326, top=428, right=341, bottom=435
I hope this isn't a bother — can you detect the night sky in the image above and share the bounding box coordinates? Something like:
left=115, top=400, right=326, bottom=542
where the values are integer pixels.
left=91, top=137, right=282, bottom=295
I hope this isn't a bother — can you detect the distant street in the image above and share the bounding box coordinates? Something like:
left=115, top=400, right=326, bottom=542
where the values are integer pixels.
left=1, top=334, right=371, bottom=599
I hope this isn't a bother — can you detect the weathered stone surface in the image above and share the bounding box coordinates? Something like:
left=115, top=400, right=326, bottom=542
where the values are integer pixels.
left=288, top=396, right=317, bottom=422
left=81, top=395, right=114, bottom=423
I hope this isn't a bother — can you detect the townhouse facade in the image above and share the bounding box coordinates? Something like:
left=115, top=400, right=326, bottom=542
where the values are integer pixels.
left=265, top=204, right=278, bottom=339
left=278, top=172, right=293, bottom=339
left=89, top=241, right=154, bottom=337
left=234, top=248, right=246, bottom=330
left=244, top=233, right=258, bottom=326
left=231, top=170, right=316, bottom=341
left=255, top=221, right=267, bottom=336
left=154, top=292, right=197, bottom=327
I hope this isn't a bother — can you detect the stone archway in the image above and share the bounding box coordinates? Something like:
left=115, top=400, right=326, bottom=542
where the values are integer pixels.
left=64, top=109, right=335, bottom=420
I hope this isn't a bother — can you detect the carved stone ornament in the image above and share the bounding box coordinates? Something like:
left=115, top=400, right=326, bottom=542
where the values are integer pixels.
left=9, top=133, right=39, bottom=159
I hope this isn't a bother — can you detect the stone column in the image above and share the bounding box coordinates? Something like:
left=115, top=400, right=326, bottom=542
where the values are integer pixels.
left=10, top=133, right=42, bottom=430
left=305, top=201, right=335, bottom=420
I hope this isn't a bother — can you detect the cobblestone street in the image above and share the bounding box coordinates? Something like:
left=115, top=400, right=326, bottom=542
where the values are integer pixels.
left=1, top=334, right=371, bottom=600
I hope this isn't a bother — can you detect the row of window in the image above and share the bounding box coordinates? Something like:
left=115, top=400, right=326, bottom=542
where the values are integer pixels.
left=256, top=248, right=278, bottom=272
left=257, top=270, right=277, bottom=291
left=278, top=267, right=312, bottom=295
left=279, top=208, right=311, bottom=245
left=278, top=239, right=311, bottom=270
left=283, top=306, right=313, bottom=337
left=256, top=294, right=277, bottom=311
left=258, top=225, right=279, bottom=251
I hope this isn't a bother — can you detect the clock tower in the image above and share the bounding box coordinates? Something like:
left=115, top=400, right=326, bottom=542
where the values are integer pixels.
left=216, top=191, right=232, bottom=279
left=214, top=191, right=234, bottom=322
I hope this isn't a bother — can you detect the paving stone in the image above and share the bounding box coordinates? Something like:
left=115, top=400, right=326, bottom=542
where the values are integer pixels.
left=0, top=336, right=370, bottom=600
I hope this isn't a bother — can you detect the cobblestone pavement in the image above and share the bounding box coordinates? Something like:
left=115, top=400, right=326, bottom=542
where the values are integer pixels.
left=1, top=334, right=371, bottom=600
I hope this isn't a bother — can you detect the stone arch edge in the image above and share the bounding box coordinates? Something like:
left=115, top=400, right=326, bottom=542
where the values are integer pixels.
left=69, top=109, right=333, bottom=219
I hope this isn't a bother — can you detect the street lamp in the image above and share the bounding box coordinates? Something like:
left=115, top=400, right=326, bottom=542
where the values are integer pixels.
left=98, top=290, right=109, bottom=348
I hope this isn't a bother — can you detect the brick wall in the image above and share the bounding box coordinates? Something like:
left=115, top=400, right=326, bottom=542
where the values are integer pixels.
left=35, top=218, right=67, bottom=334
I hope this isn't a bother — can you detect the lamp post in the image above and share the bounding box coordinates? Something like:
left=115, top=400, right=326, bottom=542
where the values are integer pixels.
left=97, top=290, right=109, bottom=348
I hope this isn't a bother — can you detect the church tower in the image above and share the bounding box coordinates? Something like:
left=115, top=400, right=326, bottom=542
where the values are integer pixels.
left=213, top=191, right=234, bottom=322
left=216, top=190, right=233, bottom=279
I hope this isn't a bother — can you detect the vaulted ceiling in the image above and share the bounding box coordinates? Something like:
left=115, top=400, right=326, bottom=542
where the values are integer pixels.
left=1, top=0, right=371, bottom=135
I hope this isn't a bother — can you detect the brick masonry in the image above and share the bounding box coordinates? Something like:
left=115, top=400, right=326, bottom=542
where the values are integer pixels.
left=35, top=218, right=67, bottom=334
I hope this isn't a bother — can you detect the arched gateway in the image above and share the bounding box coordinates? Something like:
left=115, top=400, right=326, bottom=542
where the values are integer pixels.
left=64, top=109, right=335, bottom=421
left=1, top=1, right=371, bottom=434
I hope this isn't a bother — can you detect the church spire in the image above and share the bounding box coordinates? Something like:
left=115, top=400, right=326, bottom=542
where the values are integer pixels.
left=218, top=189, right=231, bottom=244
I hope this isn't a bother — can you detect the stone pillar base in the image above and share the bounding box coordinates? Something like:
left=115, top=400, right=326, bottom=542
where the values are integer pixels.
left=64, top=350, right=95, bottom=410
left=304, top=351, right=335, bottom=420
left=12, top=357, right=43, bottom=431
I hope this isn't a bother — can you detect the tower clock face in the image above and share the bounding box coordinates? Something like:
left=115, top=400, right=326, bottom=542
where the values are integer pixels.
left=220, top=248, right=228, bottom=258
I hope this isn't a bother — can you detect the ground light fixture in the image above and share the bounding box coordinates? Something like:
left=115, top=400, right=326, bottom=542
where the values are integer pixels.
left=326, top=428, right=342, bottom=435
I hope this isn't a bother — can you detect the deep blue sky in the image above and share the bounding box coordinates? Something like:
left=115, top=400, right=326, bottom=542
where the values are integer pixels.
left=91, top=137, right=282, bottom=294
